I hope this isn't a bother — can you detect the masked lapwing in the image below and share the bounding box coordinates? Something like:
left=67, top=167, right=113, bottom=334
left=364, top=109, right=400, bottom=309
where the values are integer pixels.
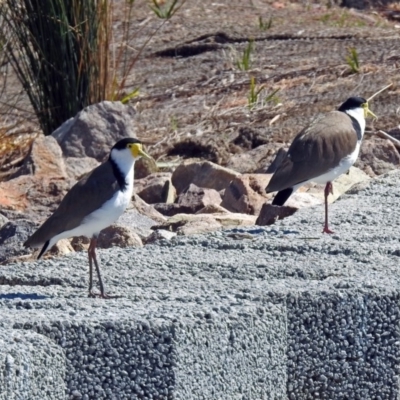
left=24, top=138, right=150, bottom=298
left=266, top=96, right=376, bottom=234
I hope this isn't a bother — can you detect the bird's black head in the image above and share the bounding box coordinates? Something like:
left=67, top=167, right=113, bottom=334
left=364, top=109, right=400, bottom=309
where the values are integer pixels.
left=112, top=137, right=142, bottom=150
left=338, top=97, right=367, bottom=112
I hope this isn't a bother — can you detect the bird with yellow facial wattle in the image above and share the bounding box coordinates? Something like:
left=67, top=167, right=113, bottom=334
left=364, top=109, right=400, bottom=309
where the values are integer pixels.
left=24, top=138, right=150, bottom=298
left=266, top=97, right=377, bottom=234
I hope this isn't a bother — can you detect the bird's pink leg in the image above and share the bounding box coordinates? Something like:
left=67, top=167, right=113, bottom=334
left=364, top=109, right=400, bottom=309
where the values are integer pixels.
left=322, top=182, right=334, bottom=234
left=88, top=238, right=118, bottom=299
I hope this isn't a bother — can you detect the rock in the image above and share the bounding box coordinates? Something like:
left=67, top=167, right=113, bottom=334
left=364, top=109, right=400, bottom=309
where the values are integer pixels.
left=172, top=161, right=239, bottom=194
left=299, top=166, right=370, bottom=204
left=0, top=220, right=37, bottom=263
left=144, top=229, right=177, bottom=244
left=64, top=157, right=100, bottom=181
left=256, top=204, right=298, bottom=226
left=221, top=174, right=272, bottom=215
left=0, top=175, right=70, bottom=216
left=285, top=192, right=324, bottom=209
left=153, top=213, right=222, bottom=235
left=176, top=218, right=222, bottom=235
left=70, top=236, right=90, bottom=253
left=152, top=203, right=186, bottom=217
left=51, top=101, right=138, bottom=160
left=0, top=136, right=71, bottom=217
left=117, top=209, right=161, bottom=240
left=356, top=137, right=400, bottom=177
left=129, top=194, right=166, bottom=224
left=226, top=144, right=282, bottom=174
left=135, top=157, right=159, bottom=179
left=0, top=213, right=8, bottom=229
left=265, top=167, right=369, bottom=209
left=177, top=183, right=222, bottom=210
left=135, top=173, right=176, bottom=204
left=97, top=225, right=143, bottom=248
left=14, top=135, right=67, bottom=178
left=153, top=184, right=222, bottom=216
left=47, top=238, right=75, bottom=258
left=195, top=204, right=231, bottom=214
left=153, top=212, right=257, bottom=235
left=213, top=213, right=257, bottom=226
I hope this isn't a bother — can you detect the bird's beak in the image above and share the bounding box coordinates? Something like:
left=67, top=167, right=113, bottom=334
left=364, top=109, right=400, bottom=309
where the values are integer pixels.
left=138, top=147, right=151, bottom=160
left=363, top=103, right=377, bottom=120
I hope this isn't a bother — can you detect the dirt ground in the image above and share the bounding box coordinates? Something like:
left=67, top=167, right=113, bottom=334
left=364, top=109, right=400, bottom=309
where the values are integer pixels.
left=1, top=0, right=400, bottom=174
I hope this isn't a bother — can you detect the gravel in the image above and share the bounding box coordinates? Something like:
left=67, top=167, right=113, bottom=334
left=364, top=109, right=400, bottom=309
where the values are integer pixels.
left=1, top=170, right=400, bottom=399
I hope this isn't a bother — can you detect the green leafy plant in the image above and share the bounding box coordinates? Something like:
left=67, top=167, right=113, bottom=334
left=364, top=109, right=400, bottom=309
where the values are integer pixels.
left=150, top=0, right=180, bottom=19
left=237, top=39, right=254, bottom=71
left=258, top=16, right=273, bottom=30
left=248, top=77, right=280, bottom=109
left=264, top=88, right=280, bottom=104
left=248, top=77, right=264, bottom=108
left=346, top=47, right=360, bottom=74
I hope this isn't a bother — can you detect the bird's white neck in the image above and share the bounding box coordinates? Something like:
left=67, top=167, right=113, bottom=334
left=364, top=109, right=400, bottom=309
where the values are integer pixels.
left=345, top=107, right=366, bottom=138
left=110, top=148, right=135, bottom=188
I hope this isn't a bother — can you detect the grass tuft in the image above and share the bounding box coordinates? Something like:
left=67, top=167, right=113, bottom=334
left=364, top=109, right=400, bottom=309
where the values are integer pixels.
left=150, top=0, right=180, bottom=19
left=258, top=16, right=273, bottom=30
left=237, top=39, right=254, bottom=71
left=346, top=47, right=360, bottom=74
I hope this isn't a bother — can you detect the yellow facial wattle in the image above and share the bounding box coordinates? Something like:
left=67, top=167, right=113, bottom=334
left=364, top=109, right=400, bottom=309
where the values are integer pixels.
left=129, top=143, right=151, bottom=159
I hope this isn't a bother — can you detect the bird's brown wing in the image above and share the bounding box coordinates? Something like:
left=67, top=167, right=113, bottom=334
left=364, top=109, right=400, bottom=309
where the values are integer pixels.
left=266, top=111, right=358, bottom=193
left=24, top=161, right=120, bottom=247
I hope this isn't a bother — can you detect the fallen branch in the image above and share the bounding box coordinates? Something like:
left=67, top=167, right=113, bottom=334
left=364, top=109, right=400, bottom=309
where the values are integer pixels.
left=376, top=130, right=400, bottom=151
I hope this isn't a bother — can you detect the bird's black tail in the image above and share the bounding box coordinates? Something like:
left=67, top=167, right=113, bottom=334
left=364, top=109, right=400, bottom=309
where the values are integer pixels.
left=272, top=188, right=293, bottom=206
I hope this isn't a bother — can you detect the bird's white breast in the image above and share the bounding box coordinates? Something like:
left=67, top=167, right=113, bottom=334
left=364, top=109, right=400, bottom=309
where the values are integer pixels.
left=81, top=180, right=133, bottom=236
left=312, top=141, right=361, bottom=184
left=48, top=169, right=134, bottom=248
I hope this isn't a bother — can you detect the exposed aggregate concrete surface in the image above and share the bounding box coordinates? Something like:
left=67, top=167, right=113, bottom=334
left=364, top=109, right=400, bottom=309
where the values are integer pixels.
left=1, top=171, right=400, bottom=399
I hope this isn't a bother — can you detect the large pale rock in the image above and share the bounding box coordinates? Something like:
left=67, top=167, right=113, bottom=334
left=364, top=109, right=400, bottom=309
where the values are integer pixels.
left=299, top=166, right=370, bottom=204
left=135, top=173, right=176, bottom=204
left=177, top=184, right=222, bottom=211
left=144, top=229, right=177, bottom=244
left=129, top=194, right=166, bottom=224
left=97, top=225, right=143, bottom=248
left=64, top=157, right=100, bottom=181
left=153, top=212, right=257, bottom=235
left=195, top=204, right=231, bottom=214
left=0, top=213, right=8, bottom=228
left=265, top=167, right=370, bottom=209
left=153, top=184, right=222, bottom=216
left=356, top=137, right=400, bottom=177
left=0, top=175, right=70, bottom=216
left=221, top=174, right=272, bottom=215
left=0, top=136, right=70, bottom=216
left=47, top=238, right=75, bottom=258
left=51, top=101, right=138, bottom=160
left=172, top=161, right=239, bottom=194
left=176, top=218, right=222, bottom=236
left=15, top=136, right=66, bottom=178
